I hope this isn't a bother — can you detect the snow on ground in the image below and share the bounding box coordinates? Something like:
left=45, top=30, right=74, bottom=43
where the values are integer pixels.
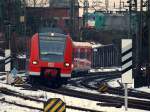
left=108, top=78, right=150, bottom=93
left=0, top=83, right=44, bottom=98
left=3, top=94, right=43, bottom=108
left=0, top=102, right=40, bottom=112
left=107, top=77, right=134, bottom=88
left=107, top=78, right=121, bottom=88
left=17, top=55, right=26, bottom=59
left=135, top=87, right=150, bottom=93
left=89, top=67, right=122, bottom=73
left=65, top=85, right=99, bottom=94
left=0, top=56, right=4, bottom=60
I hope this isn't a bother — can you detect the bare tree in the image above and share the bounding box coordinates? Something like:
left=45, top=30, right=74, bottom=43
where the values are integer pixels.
left=26, top=0, right=49, bottom=7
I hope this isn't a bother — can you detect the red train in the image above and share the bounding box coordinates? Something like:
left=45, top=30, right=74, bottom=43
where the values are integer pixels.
left=27, top=32, right=92, bottom=85
left=73, top=42, right=92, bottom=72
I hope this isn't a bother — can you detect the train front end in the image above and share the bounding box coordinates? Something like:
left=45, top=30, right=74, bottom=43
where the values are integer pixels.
left=28, top=32, right=73, bottom=84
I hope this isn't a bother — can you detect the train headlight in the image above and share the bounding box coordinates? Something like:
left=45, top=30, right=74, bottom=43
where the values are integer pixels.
left=65, top=62, right=70, bottom=67
left=32, top=60, right=38, bottom=65
left=51, top=33, right=54, bottom=36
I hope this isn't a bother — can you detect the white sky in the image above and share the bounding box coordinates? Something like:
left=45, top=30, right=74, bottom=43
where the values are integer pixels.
left=26, top=0, right=144, bottom=17
left=26, top=0, right=128, bottom=10
left=79, top=0, right=129, bottom=16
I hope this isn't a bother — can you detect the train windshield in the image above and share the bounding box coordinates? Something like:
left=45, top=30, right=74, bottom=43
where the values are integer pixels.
left=39, top=36, right=66, bottom=62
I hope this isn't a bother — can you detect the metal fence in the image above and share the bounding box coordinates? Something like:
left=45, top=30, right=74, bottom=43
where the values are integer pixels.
left=92, top=44, right=121, bottom=68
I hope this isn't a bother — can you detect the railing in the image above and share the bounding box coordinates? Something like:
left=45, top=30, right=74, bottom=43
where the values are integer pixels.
left=92, top=44, right=120, bottom=68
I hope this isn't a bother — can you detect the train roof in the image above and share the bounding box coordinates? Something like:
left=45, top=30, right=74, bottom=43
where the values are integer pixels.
left=39, top=32, right=67, bottom=38
left=92, top=44, right=103, bottom=48
left=39, top=27, right=65, bottom=34
left=73, top=42, right=92, bottom=48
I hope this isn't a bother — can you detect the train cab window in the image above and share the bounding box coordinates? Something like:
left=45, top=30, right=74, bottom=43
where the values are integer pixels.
left=39, top=35, right=66, bottom=62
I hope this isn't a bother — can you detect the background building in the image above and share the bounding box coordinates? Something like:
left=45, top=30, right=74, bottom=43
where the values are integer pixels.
left=26, top=0, right=79, bottom=38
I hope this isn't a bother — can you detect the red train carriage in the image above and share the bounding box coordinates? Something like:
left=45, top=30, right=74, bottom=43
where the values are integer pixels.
left=73, top=42, right=92, bottom=72
left=27, top=32, right=73, bottom=85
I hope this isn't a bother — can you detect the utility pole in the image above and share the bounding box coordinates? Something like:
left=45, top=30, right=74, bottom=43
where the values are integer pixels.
left=70, top=0, right=75, bottom=39
left=127, top=0, right=137, bottom=37
left=33, top=0, right=36, bottom=7
left=128, top=0, right=132, bottom=38
left=83, top=0, right=89, bottom=27
left=83, top=0, right=89, bottom=15
left=119, top=0, right=121, bottom=12
left=139, top=0, right=143, bottom=59
left=127, top=0, right=142, bottom=87
left=147, top=0, right=150, bottom=87
left=134, top=0, right=143, bottom=87
left=105, top=0, right=109, bottom=11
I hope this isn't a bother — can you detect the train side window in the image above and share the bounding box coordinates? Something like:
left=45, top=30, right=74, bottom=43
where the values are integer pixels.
left=74, top=51, right=77, bottom=58
left=80, top=51, right=87, bottom=59
left=77, top=48, right=80, bottom=58
left=88, top=51, right=91, bottom=60
left=85, top=49, right=88, bottom=59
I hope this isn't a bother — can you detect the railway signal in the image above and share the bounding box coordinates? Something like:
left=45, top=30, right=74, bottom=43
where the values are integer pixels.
left=121, top=39, right=133, bottom=85
left=121, top=39, right=133, bottom=111
left=5, top=49, right=11, bottom=72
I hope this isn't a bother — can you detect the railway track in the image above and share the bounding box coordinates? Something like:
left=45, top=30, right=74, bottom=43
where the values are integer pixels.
left=0, top=86, right=103, bottom=112
left=0, top=98, right=43, bottom=111
left=106, top=87, right=150, bottom=100
left=67, top=73, right=150, bottom=110
left=78, top=72, right=150, bottom=100
left=1, top=72, right=150, bottom=111
left=69, top=72, right=121, bottom=88
left=0, top=86, right=150, bottom=111
left=39, top=86, right=150, bottom=110
left=0, top=87, right=43, bottom=111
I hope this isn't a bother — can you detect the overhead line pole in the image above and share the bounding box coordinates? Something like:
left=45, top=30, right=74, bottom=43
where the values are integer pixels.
left=83, top=0, right=89, bottom=27
left=119, top=0, right=122, bottom=12
left=147, top=0, right=150, bottom=88
left=70, top=0, right=75, bottom=39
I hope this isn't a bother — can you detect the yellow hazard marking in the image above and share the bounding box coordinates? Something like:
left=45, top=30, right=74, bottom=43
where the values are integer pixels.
left=99, top=86, right=105, bottom=90
left=50, top=100, right=63, bottom=112
left=16, top=79, right=20, bottom=83
left=102, top=87, right=107, bottom=92
left=44, top=99, right=57, bottom=112
left=57, top=104, right=66, bottom=112
left=17, top=80, right=23, bottom=84
left=99, top=85, right=107, bottom=92
left=14, top=78, right=19, bottom=83
left=14, top=77, right=23, bottom=84
left=14, top=77, right=19, bottom=81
